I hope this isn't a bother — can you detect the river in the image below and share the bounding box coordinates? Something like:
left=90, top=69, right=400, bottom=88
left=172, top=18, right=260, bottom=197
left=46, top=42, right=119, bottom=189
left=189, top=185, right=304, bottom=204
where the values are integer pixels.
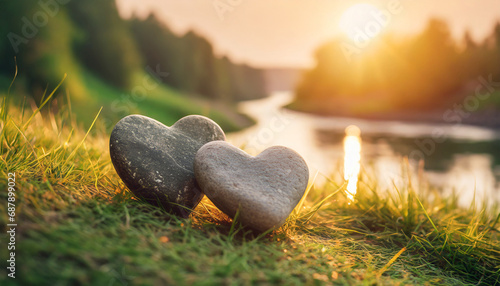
left=227, top=92, right=500, bottom=207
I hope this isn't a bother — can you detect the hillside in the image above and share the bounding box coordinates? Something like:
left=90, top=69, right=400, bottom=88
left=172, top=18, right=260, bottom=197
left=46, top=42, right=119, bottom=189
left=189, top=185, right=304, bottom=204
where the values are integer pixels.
left=0, top=0, right=266, bottom=131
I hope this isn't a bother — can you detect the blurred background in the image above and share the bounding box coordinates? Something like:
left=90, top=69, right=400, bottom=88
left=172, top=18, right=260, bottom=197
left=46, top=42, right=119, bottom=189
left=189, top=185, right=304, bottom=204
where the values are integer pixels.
left=1, top=0, right=500, bottom=205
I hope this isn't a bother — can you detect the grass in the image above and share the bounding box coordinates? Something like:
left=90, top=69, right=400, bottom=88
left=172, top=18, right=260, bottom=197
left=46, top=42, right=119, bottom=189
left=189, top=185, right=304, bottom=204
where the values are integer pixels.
left=0, top=83, right=499, bottom=285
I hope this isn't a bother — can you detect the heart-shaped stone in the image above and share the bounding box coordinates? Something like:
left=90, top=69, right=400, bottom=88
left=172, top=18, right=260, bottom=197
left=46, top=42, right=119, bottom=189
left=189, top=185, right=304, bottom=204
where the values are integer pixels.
left=194, top=141, right=309, bottom=232
left=110, top=115, right=225, bottom=217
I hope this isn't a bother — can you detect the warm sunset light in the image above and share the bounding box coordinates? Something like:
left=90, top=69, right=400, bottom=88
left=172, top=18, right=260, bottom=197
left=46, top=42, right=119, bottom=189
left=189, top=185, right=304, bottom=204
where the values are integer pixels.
left=3, top=1, right=500, bottom=283
left=338, top=3, right=385, bottom=40
left=343, top=125, right=362, bottom=202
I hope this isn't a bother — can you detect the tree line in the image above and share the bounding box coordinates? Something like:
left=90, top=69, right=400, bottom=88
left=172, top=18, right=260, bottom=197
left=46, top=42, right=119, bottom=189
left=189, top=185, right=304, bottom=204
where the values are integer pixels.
left=294, top=19, right=500, bottom=116
left=0, top=0, right=266, bottom=103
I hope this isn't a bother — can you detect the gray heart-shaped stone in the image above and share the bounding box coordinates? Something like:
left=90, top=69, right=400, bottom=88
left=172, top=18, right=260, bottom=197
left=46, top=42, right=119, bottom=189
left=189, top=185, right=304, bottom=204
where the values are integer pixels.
left=110, top=115, right=225, bottom=217
left=194, top=141, right=309, bottom=232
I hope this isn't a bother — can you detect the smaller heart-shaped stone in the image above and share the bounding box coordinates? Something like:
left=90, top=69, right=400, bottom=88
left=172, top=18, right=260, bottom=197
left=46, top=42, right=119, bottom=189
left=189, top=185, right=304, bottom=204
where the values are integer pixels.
left=110, top=115, right=225, bottom=217
left=194, top=141, right=309, bottom=232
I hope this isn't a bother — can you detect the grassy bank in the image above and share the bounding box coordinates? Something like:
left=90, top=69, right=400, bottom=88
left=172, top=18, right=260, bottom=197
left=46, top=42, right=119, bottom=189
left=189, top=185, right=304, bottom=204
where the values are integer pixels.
left=0, top=87, right=499, bottom=285
left=0, top=66, right=253, bottom=134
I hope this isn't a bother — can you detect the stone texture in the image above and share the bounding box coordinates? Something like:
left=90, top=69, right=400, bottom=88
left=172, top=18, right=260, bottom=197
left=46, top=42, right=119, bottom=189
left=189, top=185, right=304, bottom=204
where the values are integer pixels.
left=110, top=115, right=225, bottom=217
left=194, top=141, right=309, bottom=232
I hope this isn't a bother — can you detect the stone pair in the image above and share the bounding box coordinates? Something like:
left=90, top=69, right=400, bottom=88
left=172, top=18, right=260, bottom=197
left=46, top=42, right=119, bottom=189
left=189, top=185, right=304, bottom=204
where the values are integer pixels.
left=109, top=115, right=309, bottom=232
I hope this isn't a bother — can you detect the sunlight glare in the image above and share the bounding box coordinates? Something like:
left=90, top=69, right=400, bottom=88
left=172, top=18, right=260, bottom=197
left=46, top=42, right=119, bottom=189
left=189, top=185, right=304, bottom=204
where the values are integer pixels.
left=344, top=125, right=362, bottom=202
left=338, top=3, right=383, bottom=40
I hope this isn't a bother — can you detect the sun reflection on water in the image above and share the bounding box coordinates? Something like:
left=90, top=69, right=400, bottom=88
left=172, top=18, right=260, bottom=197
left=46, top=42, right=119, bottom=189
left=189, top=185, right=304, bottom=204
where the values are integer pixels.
left=344, top=125, right=362, bottom=202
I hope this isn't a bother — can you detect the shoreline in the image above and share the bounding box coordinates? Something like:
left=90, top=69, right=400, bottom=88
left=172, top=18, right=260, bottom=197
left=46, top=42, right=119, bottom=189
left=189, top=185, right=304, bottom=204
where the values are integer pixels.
left=286, top=104, right=500, bottom=131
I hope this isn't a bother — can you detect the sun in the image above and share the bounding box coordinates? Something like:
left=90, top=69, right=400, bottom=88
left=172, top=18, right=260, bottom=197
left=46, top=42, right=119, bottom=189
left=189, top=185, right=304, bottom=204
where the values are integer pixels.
left=338, top=3, right=384, bottom=40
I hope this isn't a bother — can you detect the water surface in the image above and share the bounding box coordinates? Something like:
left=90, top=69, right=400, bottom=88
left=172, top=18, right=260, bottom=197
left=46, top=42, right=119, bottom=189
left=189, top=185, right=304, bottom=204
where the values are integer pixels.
left=228, top=92, right=500, bottom=207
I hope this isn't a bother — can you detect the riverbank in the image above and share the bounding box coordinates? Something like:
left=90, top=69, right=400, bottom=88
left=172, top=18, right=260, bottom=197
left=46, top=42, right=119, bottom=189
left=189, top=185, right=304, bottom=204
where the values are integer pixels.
left=1, top=90, right=499, bottom=285
left=288, top=103, right=500, bottom=130
left=0, top=72, right=255, bottom=133
left=287, top=87, right=500, bottom=130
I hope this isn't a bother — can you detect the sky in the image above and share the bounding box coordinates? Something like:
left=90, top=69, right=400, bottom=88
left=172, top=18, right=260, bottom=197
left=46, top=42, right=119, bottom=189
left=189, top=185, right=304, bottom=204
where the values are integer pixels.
left=116, top=0, right=500, bottom=68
